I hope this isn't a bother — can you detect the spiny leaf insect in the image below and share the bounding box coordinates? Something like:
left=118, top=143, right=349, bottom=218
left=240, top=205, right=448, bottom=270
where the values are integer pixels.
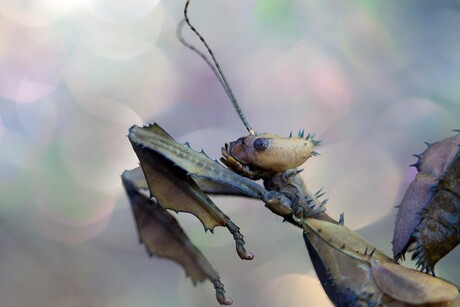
left=122, top=1, right=460, bottom=305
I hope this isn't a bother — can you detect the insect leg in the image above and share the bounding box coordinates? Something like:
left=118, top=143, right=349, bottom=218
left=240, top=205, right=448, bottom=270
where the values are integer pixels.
left=131, top=141, right=255, bottom=261
left=122, top=167, right=233, bottom=305
left=226, top=220, right=253, bottom=260
left=192, top=177, right=294, bottom=260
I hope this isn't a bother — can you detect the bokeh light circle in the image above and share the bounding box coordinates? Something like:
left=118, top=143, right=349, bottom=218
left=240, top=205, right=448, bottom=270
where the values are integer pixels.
left=83, top=0, right=160, bottom=23
left=309, top=141, right=402, bottom=230
left=0, top=0, right=79, bottom=28
left=36, top=187, right=115, bottom=244
left=16, top=95, right=57, bottom=144
left=0, top=20, right=67, bottom=103
left=60, top=114, right=138, bottom=192
left=339, top=9, right=417, bottom=72
left=66, top=45, right=174, bottom=123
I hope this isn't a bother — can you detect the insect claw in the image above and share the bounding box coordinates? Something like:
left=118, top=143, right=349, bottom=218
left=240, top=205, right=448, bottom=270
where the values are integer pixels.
left=212, top=277, right=233, bottom=305
left=424, top=142, right=431, bottom=148
left=339, top=212, right=344, bottom=225
left=289, top=131, right=293, bottom=138
left=412, top=154, right=422, bottom=160
left=311, top=151, right=320, bottom=157
left=321, top=198, right=329, bottom=206
left=283, top=169, right=303, bottom=181
left=364, top=247, right=368, bottom=255
left=227, top=221, right=254, bottom=260
left=235, top=238, right=253, bottom=260
left=299, top=129, right=305, bottom=138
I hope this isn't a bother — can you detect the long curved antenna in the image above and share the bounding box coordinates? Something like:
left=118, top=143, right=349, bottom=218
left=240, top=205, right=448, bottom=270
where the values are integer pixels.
left=182, top=0, right=255, bottom=135
left=176, top=20, right=231, bottom=104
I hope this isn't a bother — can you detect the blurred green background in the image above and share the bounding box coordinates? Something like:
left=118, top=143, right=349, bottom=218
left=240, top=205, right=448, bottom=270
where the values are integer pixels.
left=0, top=0, right=459, bottom=306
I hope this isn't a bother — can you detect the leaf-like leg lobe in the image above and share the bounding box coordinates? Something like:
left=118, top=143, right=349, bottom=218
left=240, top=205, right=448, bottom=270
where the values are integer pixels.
left=372, top=262, right=459, bottom=304
left=122, top=168, right=233, bottom=304
left=394, top=133, right=460, bottom=272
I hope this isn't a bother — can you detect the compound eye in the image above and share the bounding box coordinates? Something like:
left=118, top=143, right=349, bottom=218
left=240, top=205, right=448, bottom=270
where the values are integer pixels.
left=253, top=138, right=269, bottom=151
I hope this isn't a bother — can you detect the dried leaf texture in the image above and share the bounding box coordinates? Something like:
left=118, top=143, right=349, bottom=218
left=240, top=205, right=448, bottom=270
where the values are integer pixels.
left=121, top=168, right=219, bottom=283
left=305, top=218, right=460, bottom=306
left=393, top=132, right=460, bottom=273
left=128, top=124, right=266, bottom=200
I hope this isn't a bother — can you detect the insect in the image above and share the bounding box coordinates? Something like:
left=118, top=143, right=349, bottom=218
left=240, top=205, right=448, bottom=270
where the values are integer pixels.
left=122, top=1, right=460, bottom=305
left=393, top=131, right=460, bottom=275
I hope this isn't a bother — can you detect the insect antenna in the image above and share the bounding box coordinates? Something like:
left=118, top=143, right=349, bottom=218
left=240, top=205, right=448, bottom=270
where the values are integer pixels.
left=179, top=0, right=255, bottom=135
left=176, top=20, right=231, bottom=107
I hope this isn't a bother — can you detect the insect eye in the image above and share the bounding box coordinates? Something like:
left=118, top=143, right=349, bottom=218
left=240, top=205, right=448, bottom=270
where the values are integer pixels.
left=254, top=138, right=269, bottom=151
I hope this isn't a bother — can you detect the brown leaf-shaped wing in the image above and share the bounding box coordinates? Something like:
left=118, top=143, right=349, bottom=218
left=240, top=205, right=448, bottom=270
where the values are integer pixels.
left=128, top=123, right=271, bottom=231
left=412, top=150, right=460, bottom=271
left=129, top=123, right=260, bottom=260
left=122, top=167, right=218, bottom=281
left=393, top=132, right=460, bottom=272
left=304, top=216, right=460, bottom=306
left=130, top=136, right=230, bottom=231
left=122, top=168, right=232, bottom=305
left=128, top=124, right=266, bottom=199
left=303, top=218, right=396, bottom=306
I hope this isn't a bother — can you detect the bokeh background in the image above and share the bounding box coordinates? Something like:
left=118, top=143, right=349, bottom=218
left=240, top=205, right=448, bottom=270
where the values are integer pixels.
left=1, top=0, right=459, bottom=306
